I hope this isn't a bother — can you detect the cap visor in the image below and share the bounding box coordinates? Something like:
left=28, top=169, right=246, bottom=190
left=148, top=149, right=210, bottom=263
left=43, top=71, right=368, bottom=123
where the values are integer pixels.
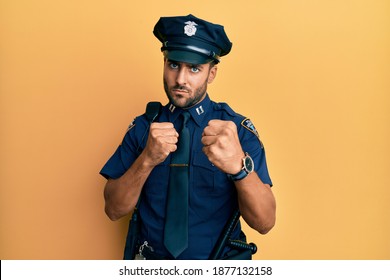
left=166, top=50, right=211, bottom=65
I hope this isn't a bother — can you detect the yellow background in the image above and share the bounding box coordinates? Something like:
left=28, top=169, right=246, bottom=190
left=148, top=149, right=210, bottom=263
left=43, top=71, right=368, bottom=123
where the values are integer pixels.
left=1, top=0, right=389, bottom=259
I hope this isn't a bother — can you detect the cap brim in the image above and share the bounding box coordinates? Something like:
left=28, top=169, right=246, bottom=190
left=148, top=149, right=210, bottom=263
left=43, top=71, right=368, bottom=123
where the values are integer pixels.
left=166, top=50, right=212, bottom=65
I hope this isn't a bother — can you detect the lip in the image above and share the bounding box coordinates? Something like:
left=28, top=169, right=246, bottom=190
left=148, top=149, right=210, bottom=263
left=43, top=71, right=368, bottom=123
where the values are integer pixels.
left=172, top=89, right=189, bottom=95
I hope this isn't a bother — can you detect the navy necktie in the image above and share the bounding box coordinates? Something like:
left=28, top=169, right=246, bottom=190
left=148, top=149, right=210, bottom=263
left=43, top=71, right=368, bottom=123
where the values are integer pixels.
left=164, top=111, right=190, bottom=258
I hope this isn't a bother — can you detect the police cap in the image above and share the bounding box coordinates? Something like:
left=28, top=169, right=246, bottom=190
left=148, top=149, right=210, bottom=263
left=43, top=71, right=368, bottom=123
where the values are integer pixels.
left=153, top=14, right=232, bottom=64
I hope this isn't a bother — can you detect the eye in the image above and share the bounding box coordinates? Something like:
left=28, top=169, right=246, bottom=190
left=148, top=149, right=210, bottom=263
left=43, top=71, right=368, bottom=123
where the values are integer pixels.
left=169, top=62, right=179, bottom=69
left=190, top=66, right=200, bottom=73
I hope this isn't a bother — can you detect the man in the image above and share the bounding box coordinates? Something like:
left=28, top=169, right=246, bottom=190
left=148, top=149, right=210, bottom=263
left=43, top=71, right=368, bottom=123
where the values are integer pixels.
left=100, top=14, right=276, bottom=260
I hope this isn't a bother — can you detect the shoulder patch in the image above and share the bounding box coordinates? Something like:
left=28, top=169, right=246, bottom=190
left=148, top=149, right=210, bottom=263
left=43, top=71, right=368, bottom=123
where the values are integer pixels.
left=241, top=118, right=264, bottom=148
left=241, top=118, right=258, bottom=137
left=126, top=118, right=136, bottom=132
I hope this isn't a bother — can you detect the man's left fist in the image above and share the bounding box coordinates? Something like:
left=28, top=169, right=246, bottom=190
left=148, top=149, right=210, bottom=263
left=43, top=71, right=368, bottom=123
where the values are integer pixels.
left=201, top=120, right=245, bottom=174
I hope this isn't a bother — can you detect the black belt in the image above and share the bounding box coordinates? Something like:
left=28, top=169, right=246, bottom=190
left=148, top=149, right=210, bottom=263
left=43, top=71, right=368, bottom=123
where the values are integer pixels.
left=138, top=239, right=254, bottom=260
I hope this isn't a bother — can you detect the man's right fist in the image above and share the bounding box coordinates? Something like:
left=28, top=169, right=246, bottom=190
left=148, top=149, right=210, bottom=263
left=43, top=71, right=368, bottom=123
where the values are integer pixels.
left=143, top=122, right=179, bottom=166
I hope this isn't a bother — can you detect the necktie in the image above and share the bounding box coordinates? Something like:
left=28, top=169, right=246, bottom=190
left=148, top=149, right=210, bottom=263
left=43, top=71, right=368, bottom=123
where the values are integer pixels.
left=164, top=111, right=190, bottom=258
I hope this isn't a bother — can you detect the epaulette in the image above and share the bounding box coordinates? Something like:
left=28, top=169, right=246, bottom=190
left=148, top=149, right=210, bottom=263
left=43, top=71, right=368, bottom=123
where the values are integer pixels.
left=213, top=102, right=238, bottom=117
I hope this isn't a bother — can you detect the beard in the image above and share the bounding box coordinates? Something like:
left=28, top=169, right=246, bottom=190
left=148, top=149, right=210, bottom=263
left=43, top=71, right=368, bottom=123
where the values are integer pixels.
left=163, top=78, right=208, bottom=109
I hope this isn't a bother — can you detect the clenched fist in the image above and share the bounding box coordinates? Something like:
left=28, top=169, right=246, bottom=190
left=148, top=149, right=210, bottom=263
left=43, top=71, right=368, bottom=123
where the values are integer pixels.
left=143, top=122, right=179, bottom=166
left=201, top=120, right=245, bottom=174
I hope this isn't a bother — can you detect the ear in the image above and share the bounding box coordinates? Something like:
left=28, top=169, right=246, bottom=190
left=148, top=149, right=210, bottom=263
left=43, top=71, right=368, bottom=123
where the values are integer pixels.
left=207, top=65, right=217, bottom=84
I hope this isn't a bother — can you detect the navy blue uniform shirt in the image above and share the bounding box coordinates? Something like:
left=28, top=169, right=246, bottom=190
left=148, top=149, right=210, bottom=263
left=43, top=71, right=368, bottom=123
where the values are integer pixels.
left=100, top=94, right=272, bottom=259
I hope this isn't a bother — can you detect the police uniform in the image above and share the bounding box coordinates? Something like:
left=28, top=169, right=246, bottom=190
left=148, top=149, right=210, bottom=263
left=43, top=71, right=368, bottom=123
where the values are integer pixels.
left=100, top=14, right=273, bottom=259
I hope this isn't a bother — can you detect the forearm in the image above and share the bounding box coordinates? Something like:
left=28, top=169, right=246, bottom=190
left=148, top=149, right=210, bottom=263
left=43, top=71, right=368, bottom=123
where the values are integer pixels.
left=104, top=122, right=179, bottom=221
left=104, top=152, right=154, bottom=221
left=235, top=172, right=276, bottom=234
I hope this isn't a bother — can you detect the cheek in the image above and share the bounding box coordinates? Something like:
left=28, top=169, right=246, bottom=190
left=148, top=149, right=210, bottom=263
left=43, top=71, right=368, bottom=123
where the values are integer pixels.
left=163, top=72, right=174, bottom=86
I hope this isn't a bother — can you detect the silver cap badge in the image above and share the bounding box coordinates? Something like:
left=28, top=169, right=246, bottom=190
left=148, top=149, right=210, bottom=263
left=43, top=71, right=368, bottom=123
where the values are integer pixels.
left=184, top=21, right=198, bottom=36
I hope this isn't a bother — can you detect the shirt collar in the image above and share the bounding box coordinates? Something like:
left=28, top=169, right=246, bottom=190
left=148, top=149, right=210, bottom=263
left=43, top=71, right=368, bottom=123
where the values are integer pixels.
left=167, top=94, right=212, bottom=126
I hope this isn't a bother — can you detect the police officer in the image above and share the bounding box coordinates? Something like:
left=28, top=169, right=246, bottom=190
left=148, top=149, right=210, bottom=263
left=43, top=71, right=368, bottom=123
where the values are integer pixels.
left=100, top=14, right=276, bottom=260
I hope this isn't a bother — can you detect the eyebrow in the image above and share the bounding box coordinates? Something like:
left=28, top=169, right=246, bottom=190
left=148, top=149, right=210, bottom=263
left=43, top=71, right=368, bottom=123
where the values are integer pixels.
left=167, top=60, right=203, bottom=69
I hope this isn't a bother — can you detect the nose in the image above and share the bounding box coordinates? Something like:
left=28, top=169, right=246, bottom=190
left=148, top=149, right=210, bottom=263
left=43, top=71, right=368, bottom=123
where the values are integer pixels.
left=176, top=67, right=187, bottom=85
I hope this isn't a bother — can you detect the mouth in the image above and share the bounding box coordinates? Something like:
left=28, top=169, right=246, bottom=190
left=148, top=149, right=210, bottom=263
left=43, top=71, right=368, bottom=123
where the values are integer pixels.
left=172, top=89, right=187, bottom=94
left=172, top=85, right=190, bottom=93
left=172, top=88, right=190, bottom=96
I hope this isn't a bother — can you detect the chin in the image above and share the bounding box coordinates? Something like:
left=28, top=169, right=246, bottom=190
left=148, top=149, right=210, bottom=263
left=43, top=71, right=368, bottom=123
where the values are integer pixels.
left=169, top=96, right=188, bottom=108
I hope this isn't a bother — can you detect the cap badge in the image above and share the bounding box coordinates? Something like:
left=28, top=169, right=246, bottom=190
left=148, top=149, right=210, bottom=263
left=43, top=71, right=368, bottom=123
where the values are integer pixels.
left=184, top=21, right=198, bottom=36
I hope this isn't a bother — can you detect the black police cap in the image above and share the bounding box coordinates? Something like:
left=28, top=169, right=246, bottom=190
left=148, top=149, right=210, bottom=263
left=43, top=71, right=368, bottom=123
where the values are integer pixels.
left=153, top=14, right=232, bottom=64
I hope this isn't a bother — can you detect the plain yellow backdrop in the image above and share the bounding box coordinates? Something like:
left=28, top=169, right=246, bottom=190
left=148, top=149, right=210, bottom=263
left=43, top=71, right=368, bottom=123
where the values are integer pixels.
left=1, top=0, right=389, bottom=259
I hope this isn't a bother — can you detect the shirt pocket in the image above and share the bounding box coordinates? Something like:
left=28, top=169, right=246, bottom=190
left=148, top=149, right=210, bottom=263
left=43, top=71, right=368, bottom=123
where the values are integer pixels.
left=191, top=151, right=236, bottom=221
left=191, top=151, right=231, bottom=196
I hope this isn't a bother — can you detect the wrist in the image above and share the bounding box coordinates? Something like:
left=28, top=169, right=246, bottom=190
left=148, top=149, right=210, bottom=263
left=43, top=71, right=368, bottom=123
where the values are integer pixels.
left=137, top=152, right=158, bottom=172
left=227, top=152, right=254, bottom=181
left=230, top=152, right=246, bottom=174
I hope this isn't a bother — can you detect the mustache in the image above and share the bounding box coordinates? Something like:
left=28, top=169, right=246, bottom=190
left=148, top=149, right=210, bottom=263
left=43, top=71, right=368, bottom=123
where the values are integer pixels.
left=172, top=85, right=191, bottom=92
